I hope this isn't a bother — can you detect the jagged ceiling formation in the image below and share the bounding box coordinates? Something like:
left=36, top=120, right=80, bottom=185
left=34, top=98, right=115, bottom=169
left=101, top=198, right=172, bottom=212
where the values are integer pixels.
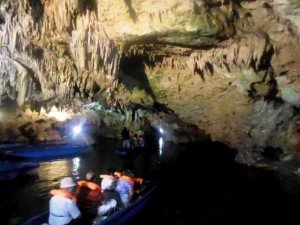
left=0, top=0, right=299, bottom=162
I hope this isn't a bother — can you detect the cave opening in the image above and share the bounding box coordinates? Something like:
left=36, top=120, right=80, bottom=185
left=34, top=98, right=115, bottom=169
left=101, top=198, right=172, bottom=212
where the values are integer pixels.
left=78, top=0, right=98, bottom=14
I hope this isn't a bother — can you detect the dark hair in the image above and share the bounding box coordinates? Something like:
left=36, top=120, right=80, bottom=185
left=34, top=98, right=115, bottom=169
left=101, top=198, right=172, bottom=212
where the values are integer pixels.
left=122, top=169, right=134, bottom=177
left=107, top=167, right=115, bottom=175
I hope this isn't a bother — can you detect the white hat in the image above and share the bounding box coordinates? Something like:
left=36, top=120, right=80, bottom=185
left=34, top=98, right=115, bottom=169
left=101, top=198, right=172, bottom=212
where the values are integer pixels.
left=60, top=177, right=76, bottom=189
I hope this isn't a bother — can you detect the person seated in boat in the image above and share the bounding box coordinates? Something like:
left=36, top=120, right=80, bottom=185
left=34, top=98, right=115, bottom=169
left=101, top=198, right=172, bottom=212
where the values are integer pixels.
left=49, top=177, right=81, bottom=225
left=76, top=171, right=117, bottom=218
left=76, top=171, right=104, bottom=221
left=99, top=168, right=123, bottom=208
left=114, top=170, right=143, bottom=207
left=121, top=127, right=131, bottom=149
left=100, top=168, right=117, bottom=194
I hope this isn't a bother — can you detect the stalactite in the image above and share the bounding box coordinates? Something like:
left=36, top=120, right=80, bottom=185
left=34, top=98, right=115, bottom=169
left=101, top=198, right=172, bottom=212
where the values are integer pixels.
left=0, top=0, right=299, bottom=154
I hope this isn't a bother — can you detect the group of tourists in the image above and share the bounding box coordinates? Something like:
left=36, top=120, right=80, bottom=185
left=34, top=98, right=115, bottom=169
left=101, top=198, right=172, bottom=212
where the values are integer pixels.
left=48, top=169, right=143, bottom=225
left=121, top=127, right=145, bottom=150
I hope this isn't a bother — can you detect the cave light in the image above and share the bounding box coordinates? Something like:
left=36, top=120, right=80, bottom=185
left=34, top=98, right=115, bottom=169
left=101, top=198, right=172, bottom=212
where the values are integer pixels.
left=71, top=118, right=87, bottom=139
left=48, top=106, right=70, bottom=122
left=72, top=124, right=82, bottom=136
left=159, top=128, right=164, bottom=134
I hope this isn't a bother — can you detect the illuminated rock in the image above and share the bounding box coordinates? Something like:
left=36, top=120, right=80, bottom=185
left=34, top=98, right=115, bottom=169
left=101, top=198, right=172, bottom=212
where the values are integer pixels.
left=0, top=0, right=299, bottom=162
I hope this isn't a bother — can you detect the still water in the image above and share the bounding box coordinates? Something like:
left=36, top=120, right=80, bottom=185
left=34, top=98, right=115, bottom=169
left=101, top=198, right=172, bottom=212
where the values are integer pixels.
left=0, top=139, right=299, bottom=225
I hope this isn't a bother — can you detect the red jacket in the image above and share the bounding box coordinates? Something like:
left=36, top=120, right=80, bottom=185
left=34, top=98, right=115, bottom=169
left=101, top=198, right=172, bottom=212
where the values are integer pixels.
left=76, top=181, right=104, bottom=216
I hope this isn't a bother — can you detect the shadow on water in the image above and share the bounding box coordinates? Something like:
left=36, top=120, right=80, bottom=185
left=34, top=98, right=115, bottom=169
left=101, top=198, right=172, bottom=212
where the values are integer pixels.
left=130, top=141, right=300, bottom=225
left=0, top=139, right=300, bottom=225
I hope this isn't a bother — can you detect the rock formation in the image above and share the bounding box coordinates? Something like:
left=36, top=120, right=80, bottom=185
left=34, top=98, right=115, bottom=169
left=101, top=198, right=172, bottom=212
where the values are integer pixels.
left=0, top=0, right=299, bottom=163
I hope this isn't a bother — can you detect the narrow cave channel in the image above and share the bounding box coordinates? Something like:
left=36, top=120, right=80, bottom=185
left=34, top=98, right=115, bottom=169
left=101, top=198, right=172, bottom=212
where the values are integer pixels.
left=1, top=140, right=299, bottom=225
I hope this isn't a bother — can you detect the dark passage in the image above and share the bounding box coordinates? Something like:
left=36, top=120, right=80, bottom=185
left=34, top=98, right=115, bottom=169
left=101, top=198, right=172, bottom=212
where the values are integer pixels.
left=119, top=55, right=157, bottom=102
left=131, top=142, right=300, bottom=225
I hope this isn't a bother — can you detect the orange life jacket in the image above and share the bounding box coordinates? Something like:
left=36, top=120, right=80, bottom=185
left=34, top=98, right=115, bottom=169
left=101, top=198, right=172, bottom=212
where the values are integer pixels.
left=76, top=181, right=104, bottom=216
left=113, top=172, right=143, bottom=185
left=77, top=180, right=101, bottom=190
left=50, top=189, right=76, bottom=202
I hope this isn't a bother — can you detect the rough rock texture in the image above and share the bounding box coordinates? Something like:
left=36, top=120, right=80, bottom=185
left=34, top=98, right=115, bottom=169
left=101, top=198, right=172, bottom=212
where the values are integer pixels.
left=0, top=0, right=299, bottom=162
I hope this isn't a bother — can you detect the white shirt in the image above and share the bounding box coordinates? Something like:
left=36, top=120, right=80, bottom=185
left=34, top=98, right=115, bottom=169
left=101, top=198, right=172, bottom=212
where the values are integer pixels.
left=101, top=178, right=116, bottom=191
left=49, top=195, right=81, bottom=225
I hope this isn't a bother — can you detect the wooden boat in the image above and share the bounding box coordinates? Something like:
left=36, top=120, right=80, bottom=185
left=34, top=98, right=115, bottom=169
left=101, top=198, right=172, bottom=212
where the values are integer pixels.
left=23, top=181, right=158, bottom=225
left=0, top=161, right=39, bottom=181
left=4, top=144, right=89, bottom=160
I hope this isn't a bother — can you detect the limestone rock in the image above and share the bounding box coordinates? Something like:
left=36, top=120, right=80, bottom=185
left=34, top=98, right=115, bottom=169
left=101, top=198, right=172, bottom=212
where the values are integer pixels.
left=0, top=0, right=299, bottom=161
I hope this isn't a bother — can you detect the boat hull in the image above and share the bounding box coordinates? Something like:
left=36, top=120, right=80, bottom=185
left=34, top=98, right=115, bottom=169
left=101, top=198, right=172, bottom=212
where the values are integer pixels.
left=0, top=162, right=39, bottom=181
left=4, top=145, right=89, bottom=159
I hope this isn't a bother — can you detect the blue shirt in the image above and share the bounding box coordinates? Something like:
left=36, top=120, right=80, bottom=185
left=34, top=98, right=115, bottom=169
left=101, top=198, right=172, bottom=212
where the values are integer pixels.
left=115, top=179, right=134, bottom=206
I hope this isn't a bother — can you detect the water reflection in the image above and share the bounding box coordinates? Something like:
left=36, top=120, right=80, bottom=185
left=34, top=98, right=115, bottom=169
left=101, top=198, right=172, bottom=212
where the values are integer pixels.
left=37, top=160, right=71, bottom=191
left=159, top=137, right=164, bottom=156
left=72, top=157, right=81, bottom=178
left=38, top=160, right=70, bottom=181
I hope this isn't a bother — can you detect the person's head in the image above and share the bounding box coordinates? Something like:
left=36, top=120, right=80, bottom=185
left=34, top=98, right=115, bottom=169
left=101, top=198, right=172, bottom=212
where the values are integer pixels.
left=106, top=168, right=115, bottom=176
left=86, top=171, right=96, bottom=182
left=60, top=177, right=76, bottom=193
left=122, top=169, right=134, bottom=177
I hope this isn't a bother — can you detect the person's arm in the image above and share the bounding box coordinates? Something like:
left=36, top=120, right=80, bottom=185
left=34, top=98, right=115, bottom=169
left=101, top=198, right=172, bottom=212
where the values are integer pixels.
left=68, top=200, right=81, bottom=220
left=128, top=183, right=134, bottom=202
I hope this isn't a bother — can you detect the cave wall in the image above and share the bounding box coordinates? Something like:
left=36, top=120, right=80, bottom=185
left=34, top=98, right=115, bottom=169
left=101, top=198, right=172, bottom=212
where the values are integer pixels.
left=0, top=0, right=299, bottom=162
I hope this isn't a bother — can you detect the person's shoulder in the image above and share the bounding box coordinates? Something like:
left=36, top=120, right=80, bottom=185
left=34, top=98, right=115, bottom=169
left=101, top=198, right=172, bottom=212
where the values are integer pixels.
left=65, top=197, right=77, bottom=207
left=50, top=195, right=67, bottom=206
left=51, top=195, right=73, bottom=203
left=123, top=179, right=134, bottom=187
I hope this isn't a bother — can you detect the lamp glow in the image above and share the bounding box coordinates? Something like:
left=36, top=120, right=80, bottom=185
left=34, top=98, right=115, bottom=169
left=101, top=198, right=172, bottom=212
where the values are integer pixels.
left=159, top=128, right=164, bottom=134
left=73, top=125, right=82, bottom=136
